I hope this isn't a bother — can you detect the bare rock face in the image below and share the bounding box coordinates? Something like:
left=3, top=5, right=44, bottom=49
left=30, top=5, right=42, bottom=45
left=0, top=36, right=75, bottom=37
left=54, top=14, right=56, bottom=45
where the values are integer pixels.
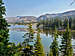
left=6, top=17, right=19, bottom=23
left=6, top=16, right=37, bottom=23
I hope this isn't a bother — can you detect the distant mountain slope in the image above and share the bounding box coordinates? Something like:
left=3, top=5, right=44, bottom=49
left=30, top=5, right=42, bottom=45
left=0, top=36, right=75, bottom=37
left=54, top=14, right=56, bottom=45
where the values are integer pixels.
left=6, top=17, right=19, bottom=23
left=37, top=10, right=75, bottom=21
left=17, top=16, right=36, bottom=20
left=6, top=16, right=37, bottom=23
left=6, top=10, right=75, bottom=23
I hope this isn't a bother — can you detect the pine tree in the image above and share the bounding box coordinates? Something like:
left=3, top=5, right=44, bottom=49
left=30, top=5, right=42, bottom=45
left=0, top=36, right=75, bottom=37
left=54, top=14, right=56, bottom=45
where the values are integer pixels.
left=63, top=19, right=68, bottom=29
left=49, top=26, right=59, bottom=56
left=7, top=43, right=17, bottom=56
left=69, top=17, right=72, bottom=29
left=49, top=48, right=53, bottom=56
left=28, top=23, right=34, bottom=39
left=22, top=23, right=34, bottom=56
left=35, top=28, right=45, bottom=56
left=0, top=0, right=9, bottom=56
left=60, top=22, right=73, bottom=56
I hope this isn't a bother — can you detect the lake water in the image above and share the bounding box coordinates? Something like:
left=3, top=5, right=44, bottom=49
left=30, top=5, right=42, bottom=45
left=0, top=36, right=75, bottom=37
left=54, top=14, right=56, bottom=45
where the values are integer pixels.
left=8, top=25, right=75, bottom=53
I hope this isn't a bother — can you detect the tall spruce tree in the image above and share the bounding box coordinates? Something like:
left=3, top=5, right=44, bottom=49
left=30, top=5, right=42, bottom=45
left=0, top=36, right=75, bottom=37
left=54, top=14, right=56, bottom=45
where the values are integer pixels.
left=22, top=23, right=34, bottom=56
left=35, top=28, right=45, bottom=56
left=60, top=22, right=73, bottom=56
left=0, top=0, right=9, bottom=56
left=69, top=17, right=72, bottom=29
left=49, top=26, right=59, bottom=56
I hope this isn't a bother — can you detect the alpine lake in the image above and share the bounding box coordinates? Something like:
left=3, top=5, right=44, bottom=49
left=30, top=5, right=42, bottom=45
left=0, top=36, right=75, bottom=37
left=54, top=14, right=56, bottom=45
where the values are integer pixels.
left=8, top=24, right=75, bottom=54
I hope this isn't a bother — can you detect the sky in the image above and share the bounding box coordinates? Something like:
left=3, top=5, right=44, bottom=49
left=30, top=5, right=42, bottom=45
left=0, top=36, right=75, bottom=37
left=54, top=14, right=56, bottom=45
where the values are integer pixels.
left=4, top=0, right=75, bottom=17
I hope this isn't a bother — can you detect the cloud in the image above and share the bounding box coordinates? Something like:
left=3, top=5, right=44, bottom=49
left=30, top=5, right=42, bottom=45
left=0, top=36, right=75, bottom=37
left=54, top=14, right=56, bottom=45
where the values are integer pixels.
left=70, top=0, right=75, bottom=5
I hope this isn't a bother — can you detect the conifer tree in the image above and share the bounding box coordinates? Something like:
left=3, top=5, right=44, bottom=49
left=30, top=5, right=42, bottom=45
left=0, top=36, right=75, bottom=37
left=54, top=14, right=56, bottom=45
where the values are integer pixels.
left=60, top=22, right=73, bottom=56
left=49, top=26, right=59, bottom=56
left=69, top=17, right=72, bottom=29
left=49, top=48, right=53, bottom=56
left=35, top=28, right=45, bottom=56
left=0, top=0, right=9, bottom=56
left=28, top=23, right=34, bottom=39
left=22, top=23, right=34, bottom=56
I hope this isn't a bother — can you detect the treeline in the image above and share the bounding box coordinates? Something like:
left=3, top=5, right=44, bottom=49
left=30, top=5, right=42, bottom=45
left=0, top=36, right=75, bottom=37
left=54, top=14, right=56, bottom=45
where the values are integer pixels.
left=37, top=17, right=75, bottom=30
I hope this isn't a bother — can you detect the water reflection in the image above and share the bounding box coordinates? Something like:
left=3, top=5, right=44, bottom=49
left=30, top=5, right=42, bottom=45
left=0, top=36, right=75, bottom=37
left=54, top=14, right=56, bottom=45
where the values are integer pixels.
left=9, top=25, right=75, bottom=53
left=43, top=29, right=75, bottom=40
left=72, top=33, right=75, bottom=39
